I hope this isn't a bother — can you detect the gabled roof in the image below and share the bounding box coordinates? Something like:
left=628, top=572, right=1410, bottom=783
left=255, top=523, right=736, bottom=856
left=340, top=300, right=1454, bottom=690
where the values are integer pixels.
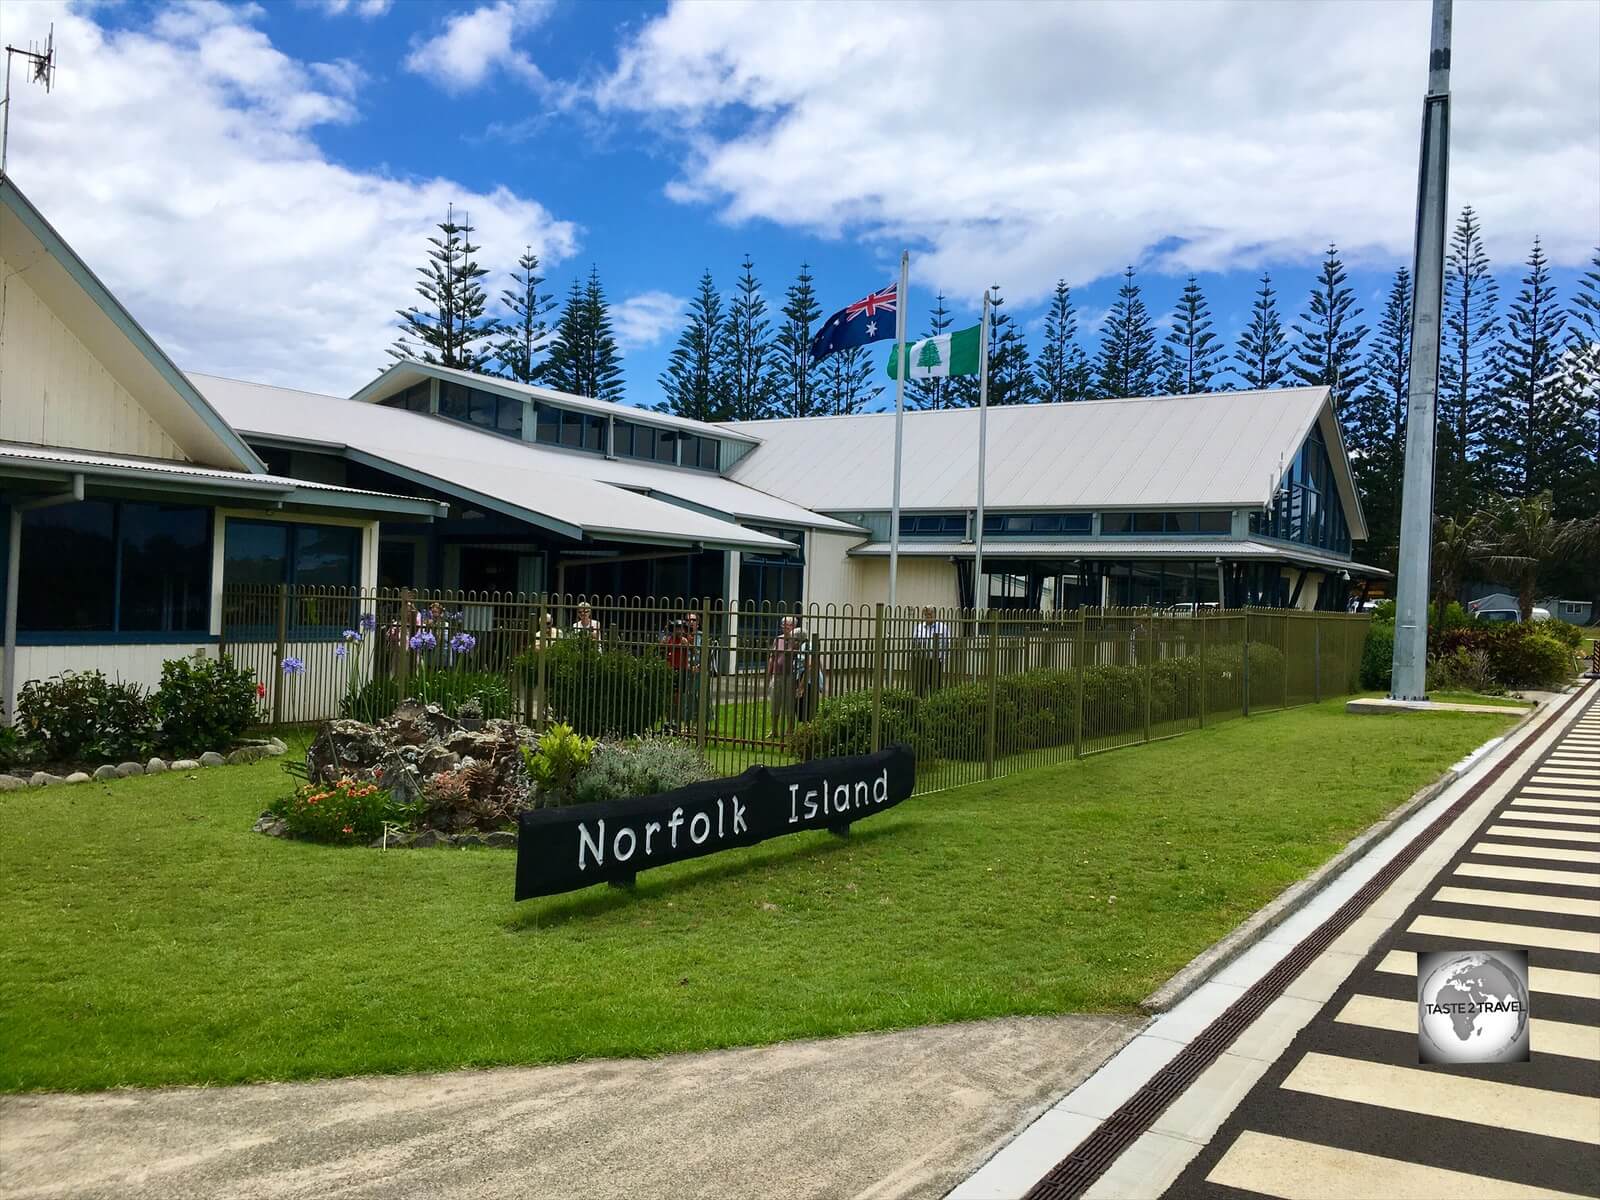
left=354, top=360, right=761, bottom=445
left=189, top=373, right=822, bottom=553
left=0, top=176, right=264, bottom=474
left=723, top=387, right=1369, bottom=542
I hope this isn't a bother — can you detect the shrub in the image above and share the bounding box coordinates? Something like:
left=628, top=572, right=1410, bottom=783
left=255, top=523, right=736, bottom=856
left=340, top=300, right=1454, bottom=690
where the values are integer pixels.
left=1543, top=619, right=1586, bottom=651
left=1427, top=647, right=1499, bottom=695
left=915, top=681, right=991, bottom=760
left=269, top=777, right=396, bottom=843
left=522, top=722, right=597, bottom=805
left=789, top=687, right=917, bottom=760
left=519, top=637, right=672, bottom=738
left=342, top=670, right=513, bottom=723
left=1490, top=631, right=1575, bottom=689
left=1372, top=599, right=1396, bottom=622
left=0, top=723, right=30, bottom=771
left=15, top=671, right=158, bottom=762
left=419, top=759, right=525, bottom=830
left=154, top=654, right=258, bottom=757
left=572, top=737, right=715, bottom=806
left=1360, top=622, right=1395, bottom=690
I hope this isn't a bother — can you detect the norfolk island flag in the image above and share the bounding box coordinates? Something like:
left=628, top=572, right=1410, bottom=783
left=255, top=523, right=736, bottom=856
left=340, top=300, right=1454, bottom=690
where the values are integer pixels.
left=886, top=324, right=981, bottom=379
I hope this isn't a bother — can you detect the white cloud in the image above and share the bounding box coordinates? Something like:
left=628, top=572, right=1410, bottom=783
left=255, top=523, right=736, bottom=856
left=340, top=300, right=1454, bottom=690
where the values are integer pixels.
left=613, top=290, right=687, bottom=350
left=601, top=0, right=1600, bottom=304
left=1, top=1, right=577, bottom=395
left=302, top=0, right=393, bottom=17
left=403, top=0, right=552, bottom=94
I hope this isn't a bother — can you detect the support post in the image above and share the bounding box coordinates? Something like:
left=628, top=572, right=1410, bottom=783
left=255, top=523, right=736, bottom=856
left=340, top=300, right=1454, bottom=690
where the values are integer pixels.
left=1142, top=617, right=1152, bottom=744
left=1314, top=620, right=1322, bottom=702
left=887, top=252, right=910, bottom=610
left=1242, top=607, right=1252, bottom=717
left=272, top=582, right=289, bottom=729
left=1198, top=612, right=1208, bottom=729
left=1074, top=612, right=1086, bottom=758
left=1390, top=0, right=1453, bottom=701
left=696, top=595, right=712, bottom=753
left=535, top=591, right=549, bottom=730
left=985, top=610, right=999, bottom=779
left=870, top=602, right=885, bottom=753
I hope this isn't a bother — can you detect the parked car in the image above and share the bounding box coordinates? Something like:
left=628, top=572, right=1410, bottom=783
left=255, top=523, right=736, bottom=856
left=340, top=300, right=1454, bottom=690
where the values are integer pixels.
left=1469, top=601, right=1551, bottom=624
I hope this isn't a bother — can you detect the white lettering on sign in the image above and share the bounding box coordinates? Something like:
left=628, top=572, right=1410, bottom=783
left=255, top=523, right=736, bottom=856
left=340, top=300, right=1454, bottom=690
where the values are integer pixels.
left=575, top=772, right=886, bottom=873
left=613, top=825, right=637, bottom=863
left=578, top=819, right=605, bottom=870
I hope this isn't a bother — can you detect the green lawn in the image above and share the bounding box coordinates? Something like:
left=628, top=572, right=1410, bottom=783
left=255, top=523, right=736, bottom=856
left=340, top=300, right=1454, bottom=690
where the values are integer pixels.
left=0, top=699, right=1514, bottom=1092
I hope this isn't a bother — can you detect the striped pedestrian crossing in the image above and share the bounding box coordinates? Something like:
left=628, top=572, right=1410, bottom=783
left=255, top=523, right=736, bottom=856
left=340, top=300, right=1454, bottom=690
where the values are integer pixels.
left=1158, top=694, right=1600, bottom=1200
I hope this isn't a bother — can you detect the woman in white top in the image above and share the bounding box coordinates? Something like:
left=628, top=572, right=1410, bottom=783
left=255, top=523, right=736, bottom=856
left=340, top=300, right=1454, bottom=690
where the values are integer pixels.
left=572, top=601, right=602, bottom=642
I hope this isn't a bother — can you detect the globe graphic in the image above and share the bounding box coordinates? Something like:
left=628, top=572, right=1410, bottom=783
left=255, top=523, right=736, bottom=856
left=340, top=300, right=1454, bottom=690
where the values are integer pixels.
left=1419, top=951, right=1529, bottom=1063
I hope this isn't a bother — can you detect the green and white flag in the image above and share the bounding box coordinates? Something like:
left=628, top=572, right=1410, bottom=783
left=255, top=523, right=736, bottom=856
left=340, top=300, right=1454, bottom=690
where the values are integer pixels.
left=886, top=323, right=982, bottom=379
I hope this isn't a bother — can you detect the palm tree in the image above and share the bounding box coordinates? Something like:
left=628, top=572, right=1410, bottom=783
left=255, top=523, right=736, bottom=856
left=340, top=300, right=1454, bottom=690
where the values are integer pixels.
left=1473, top=493, right=1570, bottom=621
left=1430, top=513, right=1483, bottom=623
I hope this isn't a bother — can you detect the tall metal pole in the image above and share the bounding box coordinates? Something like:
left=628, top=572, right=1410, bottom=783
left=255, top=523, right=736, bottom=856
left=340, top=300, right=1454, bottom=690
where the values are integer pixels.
left=1390, top=0, right=1452, bottom=701
left=887, top=250, right=910, bottom=611
left=973, top=289, right=994, bottom=600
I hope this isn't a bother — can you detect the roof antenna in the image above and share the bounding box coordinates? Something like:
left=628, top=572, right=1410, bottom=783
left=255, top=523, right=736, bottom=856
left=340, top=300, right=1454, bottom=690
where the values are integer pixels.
left=1, top=23, right=57, bottom=178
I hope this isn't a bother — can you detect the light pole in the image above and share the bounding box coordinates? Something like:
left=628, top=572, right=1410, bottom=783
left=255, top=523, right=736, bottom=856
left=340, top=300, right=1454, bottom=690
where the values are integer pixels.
left=1389, top=0, right=1452, bottom=700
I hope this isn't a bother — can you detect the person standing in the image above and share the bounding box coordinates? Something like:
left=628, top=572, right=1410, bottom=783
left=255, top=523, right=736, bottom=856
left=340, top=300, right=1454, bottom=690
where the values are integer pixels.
left=661, top=619, right=692, bottom=734
left=911, top=605, right=950, bottom=694
left=681, top=610, right=705, bottom=730
left=767, top=615, right=798, bottom=738
left=572, top=601, right=602, bottom=642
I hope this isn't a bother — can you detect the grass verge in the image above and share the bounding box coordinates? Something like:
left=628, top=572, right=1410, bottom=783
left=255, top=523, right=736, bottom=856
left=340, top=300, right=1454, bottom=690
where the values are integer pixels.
left=0, top=698, right=1514, bottom=1091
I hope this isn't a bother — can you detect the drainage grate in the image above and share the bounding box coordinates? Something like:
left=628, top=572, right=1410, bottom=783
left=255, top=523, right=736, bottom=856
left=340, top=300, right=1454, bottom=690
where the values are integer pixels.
left=1023, top=681, right=1598, bottom=1200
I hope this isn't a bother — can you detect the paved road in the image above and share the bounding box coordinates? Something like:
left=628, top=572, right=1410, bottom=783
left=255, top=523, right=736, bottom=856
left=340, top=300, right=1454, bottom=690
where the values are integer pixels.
left=1161, top=697, right=1600, bottom=1199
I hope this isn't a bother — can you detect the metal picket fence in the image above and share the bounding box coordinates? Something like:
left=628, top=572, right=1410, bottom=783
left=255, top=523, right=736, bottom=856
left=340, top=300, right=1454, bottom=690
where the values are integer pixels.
left=221, top=586, right=1370, bottom=797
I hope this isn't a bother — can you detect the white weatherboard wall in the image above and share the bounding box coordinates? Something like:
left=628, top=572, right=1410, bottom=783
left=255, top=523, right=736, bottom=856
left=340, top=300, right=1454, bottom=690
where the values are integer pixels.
left=12, top=644, right=214, bottom=694
left=0, top=257, right=184, bottom=460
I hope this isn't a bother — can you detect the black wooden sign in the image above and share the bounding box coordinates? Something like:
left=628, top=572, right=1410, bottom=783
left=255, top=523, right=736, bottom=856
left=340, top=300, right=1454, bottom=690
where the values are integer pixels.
left=514, top=745, right=916, bottom=900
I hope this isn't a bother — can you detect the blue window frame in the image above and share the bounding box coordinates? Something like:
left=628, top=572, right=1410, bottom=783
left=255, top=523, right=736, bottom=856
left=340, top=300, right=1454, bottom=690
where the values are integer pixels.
left=899, top=513, right=966, bottom=537
left=1248, top=428, right=1351, bottom=554
left=16, top=500, right=211, bottom=637
left=981, top=512, right=1093, bottom=536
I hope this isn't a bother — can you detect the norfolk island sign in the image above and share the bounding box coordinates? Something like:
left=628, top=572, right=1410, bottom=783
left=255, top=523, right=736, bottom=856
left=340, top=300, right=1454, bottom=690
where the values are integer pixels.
left=514, top=746, right=916, bottom=900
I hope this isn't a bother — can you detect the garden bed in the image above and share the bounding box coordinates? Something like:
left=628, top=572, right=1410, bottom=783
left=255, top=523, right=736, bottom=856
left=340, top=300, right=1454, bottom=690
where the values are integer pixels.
left=0, top=698, right=1515, bottom=1091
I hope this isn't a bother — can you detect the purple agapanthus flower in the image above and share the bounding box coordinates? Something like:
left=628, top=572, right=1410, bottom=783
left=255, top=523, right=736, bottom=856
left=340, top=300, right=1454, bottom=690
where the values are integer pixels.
left=342, top=628, right=362, bottom=643
left=449, top=632, right=477, bottom=655
left=334, top=644, right=349, bottom=659
left=281, top=656, right=306, bottom=675
left=359, top=612, right=377, bottom=631
left=408, top=630, right=437, bottom=652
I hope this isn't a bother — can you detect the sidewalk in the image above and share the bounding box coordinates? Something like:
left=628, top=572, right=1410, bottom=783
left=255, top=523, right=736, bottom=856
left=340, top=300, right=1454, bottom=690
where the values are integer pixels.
left=0, top=1012, right=1136, bottom=1200
left=954, top=680, right=1598, bottom=1200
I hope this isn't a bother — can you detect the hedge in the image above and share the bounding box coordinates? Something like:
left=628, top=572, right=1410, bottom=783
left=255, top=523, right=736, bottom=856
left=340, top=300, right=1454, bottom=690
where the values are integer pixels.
left=790, top=641, right=1291, bottom=765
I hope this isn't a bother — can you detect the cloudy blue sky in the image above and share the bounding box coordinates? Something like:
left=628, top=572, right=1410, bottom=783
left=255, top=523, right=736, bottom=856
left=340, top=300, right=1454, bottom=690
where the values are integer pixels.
left=3, top=0, right=1596, bottom=406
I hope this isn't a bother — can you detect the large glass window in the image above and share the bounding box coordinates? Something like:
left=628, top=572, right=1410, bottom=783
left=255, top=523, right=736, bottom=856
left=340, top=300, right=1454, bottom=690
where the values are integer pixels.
left=18, top=500, right=210, bottom=634
left=380, top=382, right=431, bottom=413
left=1102, top=511, right=1231, bottom=535
left=1248, top=428, right=1351, bottom=554
left=117, top=504, right=210, bottom=632
left=223, top=520, right=360, bottom=590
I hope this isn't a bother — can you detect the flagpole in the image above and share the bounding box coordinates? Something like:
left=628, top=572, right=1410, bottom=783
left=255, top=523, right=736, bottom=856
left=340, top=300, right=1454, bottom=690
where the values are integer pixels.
left=973, top=288, right=993, bottom=608
left=888, top=250, right=909, bottom=611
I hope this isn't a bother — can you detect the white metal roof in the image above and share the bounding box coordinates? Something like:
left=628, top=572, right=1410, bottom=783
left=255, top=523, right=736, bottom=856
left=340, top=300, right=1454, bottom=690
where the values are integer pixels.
left=354, top=360, right=761, bottom=444
left=723, top=387, right=1368, bottom=541
left=0, top=440, right=446, bottom=516
left=189, top=374, right=806, bottom=552
left=847, top=538, right=1387, bottom=574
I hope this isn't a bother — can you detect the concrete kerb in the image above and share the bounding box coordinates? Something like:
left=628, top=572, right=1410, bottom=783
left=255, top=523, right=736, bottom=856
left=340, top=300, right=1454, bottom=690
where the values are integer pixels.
left=1139, top=692, right=1556, bottom=1014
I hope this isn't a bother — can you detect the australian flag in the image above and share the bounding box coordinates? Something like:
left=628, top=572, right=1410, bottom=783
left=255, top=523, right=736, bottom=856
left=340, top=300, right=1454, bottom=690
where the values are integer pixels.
left=810, top=283, right=898, bottom=363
